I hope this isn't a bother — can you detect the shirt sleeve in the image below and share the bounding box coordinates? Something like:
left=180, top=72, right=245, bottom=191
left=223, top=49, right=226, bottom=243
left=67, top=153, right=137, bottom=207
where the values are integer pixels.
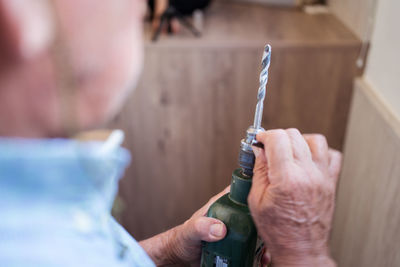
left=108, top=217, right=156, bottom=267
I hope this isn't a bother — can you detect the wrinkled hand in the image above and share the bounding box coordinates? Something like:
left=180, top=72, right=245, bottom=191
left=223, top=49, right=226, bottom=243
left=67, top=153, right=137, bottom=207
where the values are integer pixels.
left=168, top=186, right=230, bottom=265
left=248, top=129, right=341, bottom=267
left=140, top=186, right=230, bottom=266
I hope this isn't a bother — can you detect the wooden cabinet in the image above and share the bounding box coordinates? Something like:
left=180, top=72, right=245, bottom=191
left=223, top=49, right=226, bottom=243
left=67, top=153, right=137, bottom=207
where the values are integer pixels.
left=108, top=1, right=361, bottom=240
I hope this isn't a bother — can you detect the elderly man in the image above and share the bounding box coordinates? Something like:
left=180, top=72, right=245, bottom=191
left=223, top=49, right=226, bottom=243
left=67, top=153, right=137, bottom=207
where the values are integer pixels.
left=0, top=1, right=341, bottom=266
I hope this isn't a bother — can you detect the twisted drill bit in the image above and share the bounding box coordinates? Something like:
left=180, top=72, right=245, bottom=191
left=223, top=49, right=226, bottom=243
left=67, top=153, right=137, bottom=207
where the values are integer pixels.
left=239, top=44, right=271, bottom=176
left=253, top=44, right=271, bottom=130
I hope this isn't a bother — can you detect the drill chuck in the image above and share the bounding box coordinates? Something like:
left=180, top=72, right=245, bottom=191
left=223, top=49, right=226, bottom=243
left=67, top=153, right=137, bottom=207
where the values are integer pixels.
left=239, top=145, right=255, bottom=177
left=239, top=126, right=264, bottom=177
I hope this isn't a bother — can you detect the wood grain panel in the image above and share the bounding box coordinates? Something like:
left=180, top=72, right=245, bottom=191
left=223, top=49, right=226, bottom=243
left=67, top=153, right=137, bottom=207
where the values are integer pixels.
left=108, top=2, right=361, bottom=240
left=330, top=79, right=400, bottom=266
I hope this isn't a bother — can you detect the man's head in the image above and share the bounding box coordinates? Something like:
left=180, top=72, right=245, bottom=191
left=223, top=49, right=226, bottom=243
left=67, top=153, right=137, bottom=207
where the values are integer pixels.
left=0, top=0, right=145, bottom=137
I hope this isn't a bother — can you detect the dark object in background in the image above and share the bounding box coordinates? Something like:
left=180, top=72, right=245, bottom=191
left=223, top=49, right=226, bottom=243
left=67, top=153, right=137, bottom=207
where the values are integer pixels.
left=232, top=0, right=325, bottom=7
left=148, top=0, right=212, bottom=41
left=148, top=0, right=212, bottom=17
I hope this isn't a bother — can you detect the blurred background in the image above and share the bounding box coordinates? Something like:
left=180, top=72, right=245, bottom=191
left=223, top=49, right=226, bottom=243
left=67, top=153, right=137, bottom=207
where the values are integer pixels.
left=107, top=0, right=399, bottom=266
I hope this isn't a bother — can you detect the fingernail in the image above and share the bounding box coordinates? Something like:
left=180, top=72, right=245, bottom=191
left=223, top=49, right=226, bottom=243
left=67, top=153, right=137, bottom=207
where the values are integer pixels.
left=252, top=146, right=261, bottom=157
left=210, top=223, right=224, bottom=237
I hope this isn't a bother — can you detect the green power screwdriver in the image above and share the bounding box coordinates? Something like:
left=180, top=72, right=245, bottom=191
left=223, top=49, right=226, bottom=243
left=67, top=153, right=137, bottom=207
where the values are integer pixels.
left=200, top=44, right=271, bottom=267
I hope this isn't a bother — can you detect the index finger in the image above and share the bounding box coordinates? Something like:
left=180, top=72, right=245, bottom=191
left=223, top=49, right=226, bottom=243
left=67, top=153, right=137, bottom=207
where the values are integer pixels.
left=256, top=129, right=294, bottom=172
left=197, top=186, right=231, bottom=216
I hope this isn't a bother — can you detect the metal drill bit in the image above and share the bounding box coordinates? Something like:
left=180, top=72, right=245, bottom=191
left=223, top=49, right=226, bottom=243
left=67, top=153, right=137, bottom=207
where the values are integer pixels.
left=253, top=44, right=271, bottom=130
left=239, top=44, right=271, bottom=175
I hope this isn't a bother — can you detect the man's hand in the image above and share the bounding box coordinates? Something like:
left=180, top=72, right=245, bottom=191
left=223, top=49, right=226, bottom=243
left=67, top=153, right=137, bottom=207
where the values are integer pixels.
left=248, top=129, right=342, bottom=267
left=139, top=186, right=230, bottom=266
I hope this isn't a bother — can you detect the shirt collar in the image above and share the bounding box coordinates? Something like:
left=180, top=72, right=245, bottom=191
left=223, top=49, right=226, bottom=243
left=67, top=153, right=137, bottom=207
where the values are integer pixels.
left=0, top=130, right=131, bottom=211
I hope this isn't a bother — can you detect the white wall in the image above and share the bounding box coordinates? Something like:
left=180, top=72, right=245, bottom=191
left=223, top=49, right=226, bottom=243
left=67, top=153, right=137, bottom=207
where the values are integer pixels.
left=328, top=0, right=376, bottom=40
left=330, top=0, right=399, bottom=119
left=364, top=0, right=400, bottom=119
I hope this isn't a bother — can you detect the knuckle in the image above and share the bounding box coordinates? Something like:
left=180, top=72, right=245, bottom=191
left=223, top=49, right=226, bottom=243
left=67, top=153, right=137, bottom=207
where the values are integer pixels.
left=313, top=134, right=328, bottom=145
left=257, top=131, right=268, bottom=139
left=193, top=218, right=204, bottom=234
left=258, top=129, right=287, bottom=144
left=331, top=149, right=342, bottom=160
left=267, top=129, right=286, bottom=137
left=256, top=131, right=268, bottom=143
left=265, top=129, right=287, bottom=142
left=286, top=128, right=301, bottom=135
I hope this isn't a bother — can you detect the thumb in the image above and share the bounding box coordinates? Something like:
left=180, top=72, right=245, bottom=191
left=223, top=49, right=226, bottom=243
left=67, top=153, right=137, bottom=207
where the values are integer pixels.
left=185, top=217, right=227, bottom=242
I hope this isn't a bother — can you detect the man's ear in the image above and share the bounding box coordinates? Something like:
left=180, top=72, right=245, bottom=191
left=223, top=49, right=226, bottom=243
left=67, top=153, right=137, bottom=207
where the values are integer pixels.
left=0, top=0, right=54, bottom=62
